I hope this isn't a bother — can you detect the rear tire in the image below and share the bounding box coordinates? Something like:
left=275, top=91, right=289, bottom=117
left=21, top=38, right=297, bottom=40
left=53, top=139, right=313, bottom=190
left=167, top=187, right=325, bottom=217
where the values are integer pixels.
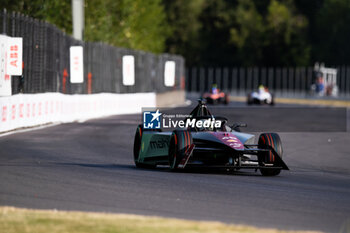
left=270, top=94, right=275, bottom=106
left=224, top=93, right=229, bottom=105
left=258, top=133, right=283, bottom=176
left=206, top=97, right=213, bottom=105
left=247, top=94, right=253, bottom=105
left=168, top=129, right=193, bottom=171
left=133, top=124, right=158, bottom=169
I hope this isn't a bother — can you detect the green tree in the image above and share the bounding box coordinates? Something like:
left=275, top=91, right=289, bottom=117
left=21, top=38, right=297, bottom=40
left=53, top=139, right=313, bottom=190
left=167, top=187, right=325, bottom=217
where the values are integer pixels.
left=228, top=0, right=309, bottom=66
left=1, top=0, right=72, bottom=34
left=264, top=0, right=310, bottom=66
left=166, top=0, right=310, bottom=66
left=313, top=0, right=350, bottom=65
left=84, top=0, right=169, bottom=53
left=2, top=0, right=169, bottom=53
left=229, top=0, right=265, bottom=65
left=196, top=0, right=236, bottom=66
left=163, top=0, right=205, bottom=65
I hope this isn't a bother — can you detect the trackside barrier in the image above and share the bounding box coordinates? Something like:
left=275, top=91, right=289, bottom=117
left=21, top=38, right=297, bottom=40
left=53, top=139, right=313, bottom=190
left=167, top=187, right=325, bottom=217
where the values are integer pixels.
left=0, top=93, right=156, bottom=133
left=186, top=66, right=350, bottom=98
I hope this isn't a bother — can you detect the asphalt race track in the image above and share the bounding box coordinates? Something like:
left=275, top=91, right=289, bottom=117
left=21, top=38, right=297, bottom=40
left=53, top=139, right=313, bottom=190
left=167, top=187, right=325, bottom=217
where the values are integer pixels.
left=1, top=102, right=350, bottom=232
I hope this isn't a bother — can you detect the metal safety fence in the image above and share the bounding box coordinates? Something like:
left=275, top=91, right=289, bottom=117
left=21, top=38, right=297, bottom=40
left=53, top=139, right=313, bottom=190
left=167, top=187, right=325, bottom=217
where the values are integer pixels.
left=0, top=10, right=185, bottom=95
left=186, top=66, right=350, bottom=98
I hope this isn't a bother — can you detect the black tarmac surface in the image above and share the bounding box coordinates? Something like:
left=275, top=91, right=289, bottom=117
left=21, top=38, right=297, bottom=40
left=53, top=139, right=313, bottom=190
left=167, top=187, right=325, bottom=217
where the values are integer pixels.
left=0, top=102, right=349, bottom=232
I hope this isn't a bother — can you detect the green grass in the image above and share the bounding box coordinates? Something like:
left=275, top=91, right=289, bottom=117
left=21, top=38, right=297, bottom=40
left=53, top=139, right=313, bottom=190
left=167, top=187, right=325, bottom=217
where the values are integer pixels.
left=0, top=206, right=321, bottom=233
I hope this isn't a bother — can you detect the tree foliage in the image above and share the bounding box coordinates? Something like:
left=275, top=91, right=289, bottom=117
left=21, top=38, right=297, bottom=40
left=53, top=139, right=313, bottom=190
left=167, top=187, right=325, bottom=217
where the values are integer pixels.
left=85, top=0, right=169, bottom=53
left=1, top=0, right=169, bottom=53
left=229, top=0, right=265, bottom=65
left=1, top=0, right=350, bottom=65
left=263, top=0, right=310, bottom=66
left=164, top=0, right=310, bottom=66
left=313, top=0, right=350, bottom=65
left=163, top=0, right=205, bottom=65
left=1, top=0, right=72, bottom=33
left=195, top=0, right=236, bottom=66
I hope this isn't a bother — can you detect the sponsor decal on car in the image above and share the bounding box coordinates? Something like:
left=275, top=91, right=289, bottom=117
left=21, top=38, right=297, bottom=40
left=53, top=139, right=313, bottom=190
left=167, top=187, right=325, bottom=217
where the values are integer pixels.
left=211, top=133, right=244, bottom=149
left=150, top=139, right=169, bottom=149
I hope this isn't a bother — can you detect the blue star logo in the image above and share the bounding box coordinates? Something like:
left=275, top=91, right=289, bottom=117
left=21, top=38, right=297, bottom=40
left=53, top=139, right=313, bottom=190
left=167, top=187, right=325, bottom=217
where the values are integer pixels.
left=143, top=109, right=162, bottom=129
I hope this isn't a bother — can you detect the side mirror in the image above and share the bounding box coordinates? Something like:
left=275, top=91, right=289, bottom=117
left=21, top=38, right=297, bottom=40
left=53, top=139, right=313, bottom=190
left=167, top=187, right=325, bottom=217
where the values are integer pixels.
left=231, top=122, right=247, bottom=132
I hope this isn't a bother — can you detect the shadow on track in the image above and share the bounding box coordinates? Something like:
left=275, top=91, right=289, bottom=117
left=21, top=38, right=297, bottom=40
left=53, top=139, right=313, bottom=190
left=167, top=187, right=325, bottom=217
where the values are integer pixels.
left=53, top=162, right=265, bottom=177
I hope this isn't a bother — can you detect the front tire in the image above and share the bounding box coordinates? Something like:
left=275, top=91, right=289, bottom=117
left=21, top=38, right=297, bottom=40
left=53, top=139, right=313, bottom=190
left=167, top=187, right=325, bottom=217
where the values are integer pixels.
left=258, top=133, right=283, bottom=176
left=168, top=129, right=193, bottom=171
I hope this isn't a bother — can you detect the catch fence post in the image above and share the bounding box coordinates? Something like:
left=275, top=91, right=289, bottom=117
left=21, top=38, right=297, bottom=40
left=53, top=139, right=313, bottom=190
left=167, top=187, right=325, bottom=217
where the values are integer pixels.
left=346, top=66, right=350, bottom=98
left=11, top=11, right=15, bottom=36
left=253, top=67, right=258, bottom=90
left=2, top=9, right=7, bottom=34
left=261, top=67, right=267, bottom=86
left=199, top=67, right=205, bottom=93
left=223, top=67, right=229, bottom=93
left=181, top=74, right=185, bottom=90
left=215, top=67, right=221, bottom=89
left=232, top=67, right=238, bottom=95
left=239, top=67, right=245, bottom=96
left=247, top=67, right=252, bottom=91
left=288, top=68, right=294, bottom=97
left=268, top=68, right=274, bottom=93
left=191, top=67, right=197, bottom=93
left=208, top=67, right=213, bottom=90
left=341, top=66, right=346, bottom=97
left=275, top=67, right=281, bottom=97
left=295, top=67, right=301, bottom=97
left=87, top=72, right=92, bottom=94
left=300, top=67, right=306, bottom=97
left=63, top=68, right=68, bottom=94
left=306, top=67, right=313, bottom=96
left=282, top=67, right=288, bottom=97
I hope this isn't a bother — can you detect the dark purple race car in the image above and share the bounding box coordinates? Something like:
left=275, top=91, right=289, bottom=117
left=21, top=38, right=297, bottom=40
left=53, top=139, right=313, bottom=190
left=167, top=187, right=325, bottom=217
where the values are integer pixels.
left=133, top=100, right=289, bottom=176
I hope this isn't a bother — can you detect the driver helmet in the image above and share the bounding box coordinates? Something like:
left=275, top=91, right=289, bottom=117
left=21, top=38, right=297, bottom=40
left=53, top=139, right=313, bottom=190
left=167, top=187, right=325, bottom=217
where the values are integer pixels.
left=212, top=84, right=218, bottom=94
left=258, top=84, right=265, bottom=93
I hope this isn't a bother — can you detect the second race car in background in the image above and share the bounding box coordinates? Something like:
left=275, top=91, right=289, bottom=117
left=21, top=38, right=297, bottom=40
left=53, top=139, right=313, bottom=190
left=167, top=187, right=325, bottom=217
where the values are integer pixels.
left=247, top=85, right=275, bottom=105
left=202, top=84, right=229, bottom=105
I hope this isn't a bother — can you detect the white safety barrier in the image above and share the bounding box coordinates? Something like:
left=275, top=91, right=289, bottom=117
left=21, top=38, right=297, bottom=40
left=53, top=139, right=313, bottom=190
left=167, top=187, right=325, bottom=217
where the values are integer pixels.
left=0, top=92, right=156, bottom=133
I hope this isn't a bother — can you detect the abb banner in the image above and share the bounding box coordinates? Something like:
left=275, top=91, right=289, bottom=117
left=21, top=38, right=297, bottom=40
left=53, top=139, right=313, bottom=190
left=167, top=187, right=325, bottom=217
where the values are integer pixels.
left=70, top=46, right=84, bottom=83
left=0, top=92, right=156, bottom=133
left=0, top=35, right=23, bottom=97
left=7, top=37, right=23, bottom=76
left=122, top=55, right=135, bottom=86
left=164, top=61, right=176, bottom=87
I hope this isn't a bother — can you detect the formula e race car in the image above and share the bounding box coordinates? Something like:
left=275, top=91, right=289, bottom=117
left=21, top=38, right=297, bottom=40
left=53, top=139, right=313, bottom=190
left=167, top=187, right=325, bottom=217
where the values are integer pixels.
left=247, top=85, right=274, bottom=105
left=201, top=84, right=229, bottom=105
left=133, top=100, right=289, bottom=176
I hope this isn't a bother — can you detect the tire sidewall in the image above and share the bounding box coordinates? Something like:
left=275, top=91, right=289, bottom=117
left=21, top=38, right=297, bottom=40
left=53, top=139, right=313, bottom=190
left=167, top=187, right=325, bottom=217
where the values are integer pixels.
left=133, top=125, right=142, bottom=163
left=258, top=133, right=283, bottom=176
left=168, top=130, right=192, bottom=170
